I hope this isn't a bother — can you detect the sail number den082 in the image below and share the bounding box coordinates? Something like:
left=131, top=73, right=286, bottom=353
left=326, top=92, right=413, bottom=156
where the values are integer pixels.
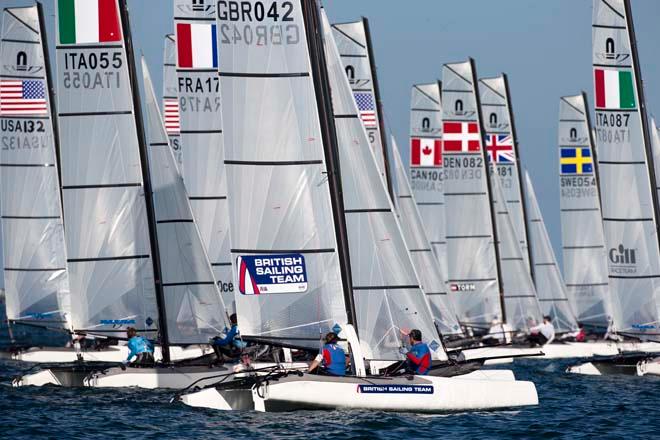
left=217, top=1, right=300, bottom=46
left=62, top=51, right=123, bottom=90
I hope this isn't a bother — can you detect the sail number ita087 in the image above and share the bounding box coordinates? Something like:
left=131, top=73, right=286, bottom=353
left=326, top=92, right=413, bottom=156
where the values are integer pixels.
left=217, top=1, right=299, bottom=46
left=62, top=51, right=123, bottom=90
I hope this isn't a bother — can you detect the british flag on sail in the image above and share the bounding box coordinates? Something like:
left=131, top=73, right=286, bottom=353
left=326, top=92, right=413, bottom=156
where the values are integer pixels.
left=354, top=92, right=377, bottom=128
left=0, top=80, right=48, bottom=115
left=485, top=134, right=514, bottom=163
left=163, top=98, right=180, bottom=134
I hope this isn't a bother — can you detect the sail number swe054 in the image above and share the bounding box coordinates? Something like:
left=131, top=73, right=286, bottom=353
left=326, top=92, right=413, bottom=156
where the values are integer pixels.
left=62, top=51, right=122, bottom=90
left=217, top=1, right=299, bottom=46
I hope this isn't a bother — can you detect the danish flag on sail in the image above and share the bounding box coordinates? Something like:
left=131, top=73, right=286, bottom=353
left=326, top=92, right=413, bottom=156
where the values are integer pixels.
left=410, top=138, right=442, bottom=167
left=237, top=256, right=260, bottom=295
left=443, top=122, right=480, bottom=152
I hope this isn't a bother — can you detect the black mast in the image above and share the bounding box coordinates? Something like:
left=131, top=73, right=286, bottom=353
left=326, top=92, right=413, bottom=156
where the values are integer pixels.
left=581, top=92, right=604, bottom=214
left=301, top=1, right=358, bottom=331
left=37, top=2, right=66, bottom=225
left=502, top=73, right=535, bottom=285
left=362, top=17, right=393, bottom=201
left=471, top=59, right=506, bottom=324
left=624, top=0, right=660, bottom=244
left=119, top=0, right=170, bottom=362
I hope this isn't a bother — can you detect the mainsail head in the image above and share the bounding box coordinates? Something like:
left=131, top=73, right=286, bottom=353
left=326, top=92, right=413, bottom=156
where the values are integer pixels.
left=592, top=0, right=660, bottom=338
left=0, top=5, right=72, bottom=329
left=141, top=57, right=229, bottom=344
left=55, top=0, right=160, bottom=337
left=558, top=93, right=613, bottom=329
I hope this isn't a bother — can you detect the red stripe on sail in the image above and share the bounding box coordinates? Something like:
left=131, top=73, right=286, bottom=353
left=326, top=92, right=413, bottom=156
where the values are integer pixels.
left=176, top=23, right=193, bottom=68
left=594, top=69, right=605, bottom=109
left=411, top=138, right=421, bottom=166
left=434, top=140, right=443, bottom=166
left=98, top=0, right=121, bottom=42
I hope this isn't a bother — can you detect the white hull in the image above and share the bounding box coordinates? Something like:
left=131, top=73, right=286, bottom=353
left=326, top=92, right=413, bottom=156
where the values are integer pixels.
left=10, top=345, right=212, bottom=363
left=464, top=341, right=622, bottom=362
left=13, top=362, right=308, bottom=389
left=636, top=358, right=660, bottom=376
left=180, top=371, right=537, bottom=413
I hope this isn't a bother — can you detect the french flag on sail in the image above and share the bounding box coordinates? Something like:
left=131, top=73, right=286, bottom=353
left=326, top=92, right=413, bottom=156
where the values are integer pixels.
left=176, top=23, right=218, bottom=69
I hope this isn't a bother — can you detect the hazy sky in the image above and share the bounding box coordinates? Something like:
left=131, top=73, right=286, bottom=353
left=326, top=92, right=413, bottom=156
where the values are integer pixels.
left=6, top=0, right=660, bottom=266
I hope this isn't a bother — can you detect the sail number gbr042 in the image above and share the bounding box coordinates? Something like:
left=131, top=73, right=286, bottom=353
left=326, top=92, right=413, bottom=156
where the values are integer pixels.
left=217, top=1, right=299, bottom=46
left=61, top=51, right=123, bottom=90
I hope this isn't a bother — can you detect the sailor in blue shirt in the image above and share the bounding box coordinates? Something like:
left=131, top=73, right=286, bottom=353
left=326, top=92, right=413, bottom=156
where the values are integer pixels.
left=404, top=329, right=431, bottom=375
left=308, top=332, right=347, bottom=376
left=211, top=314, right=244, bottom=362
left=123, top=327, right=154, bottom=366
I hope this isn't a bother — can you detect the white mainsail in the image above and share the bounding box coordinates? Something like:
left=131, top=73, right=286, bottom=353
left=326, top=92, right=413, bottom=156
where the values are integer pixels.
left=217, top=0, right=348, bottom=351
left=592, top=0, right=660, bottom=337
left=479, top=75, right=532, bottom=275
left=558, top=93, right=613, bottom=329
left=173, top=1, right=234, bottom=309
left=441, top=60, right=502, bottom=330
left=390, top=136, right=461, bottom=336
left=409, top=82, right=448, bottom=280
left=142, top=57, right=228, bottom=344
left=651, top=118, right=660, bottom=203
left=490, top=168, right=543, bottom=332
left=0, top=5, right=71, bottom=329
left=331, top=18, right=391, bottom=194
left=55, top=0, right=160, bottom=337
left=162, top=34, right=182, bottom=169
left=322, top=11, right=445, bottom=360
left=525, top=171, right=577, bottom=333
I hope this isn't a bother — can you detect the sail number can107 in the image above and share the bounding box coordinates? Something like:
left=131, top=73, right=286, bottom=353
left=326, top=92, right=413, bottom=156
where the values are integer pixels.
left=217, top=1, right=299, bottom=46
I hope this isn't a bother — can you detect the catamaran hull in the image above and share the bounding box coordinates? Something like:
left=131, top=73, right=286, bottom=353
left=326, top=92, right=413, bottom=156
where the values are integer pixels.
left=181, top=372, right=537, bottom=413
left=464, top=342, right=621, bottom=361
left=10, top=345, right=212, bottom=363
left=636, top=358, right=660, bottom=376
left=566, top=353, right=652, bottom=376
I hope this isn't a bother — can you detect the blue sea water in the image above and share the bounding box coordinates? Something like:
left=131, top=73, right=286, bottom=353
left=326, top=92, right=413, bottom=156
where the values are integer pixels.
left=1, top=358, right=659, bottom=439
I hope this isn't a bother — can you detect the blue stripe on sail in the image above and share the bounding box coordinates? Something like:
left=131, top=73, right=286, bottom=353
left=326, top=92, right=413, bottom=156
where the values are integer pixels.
left=211, top=24, right=218, bottom=68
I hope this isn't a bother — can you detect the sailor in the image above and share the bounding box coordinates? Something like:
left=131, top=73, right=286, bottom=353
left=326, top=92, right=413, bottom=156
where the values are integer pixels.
left=483, top=317, right=513, bottom=345
left=561, top=322, right=586, bottom=342
left=308, top=332, right=347, bottom=376
left=211, top=313, right=244, bottom=361
left=527, top=315, right=556, bottom=347
left=403, top=329, right=432, bottom=375
left=124, top=327, right=154, bottom=366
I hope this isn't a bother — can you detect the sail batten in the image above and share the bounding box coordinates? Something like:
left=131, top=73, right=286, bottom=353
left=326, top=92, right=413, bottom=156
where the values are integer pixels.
left=0, top=5, right=72, bottom=330
left=592, top=0, right=660, bottom=337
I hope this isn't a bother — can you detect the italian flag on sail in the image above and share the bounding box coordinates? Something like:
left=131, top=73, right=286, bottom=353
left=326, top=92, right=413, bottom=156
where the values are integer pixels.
left=594, top=68, right=636, bottom=109
left=58, top=0, right=122, bottom=44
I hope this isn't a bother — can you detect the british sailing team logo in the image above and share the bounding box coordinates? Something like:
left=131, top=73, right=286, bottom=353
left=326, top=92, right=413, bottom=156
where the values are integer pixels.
left=237, top=254, right=308, bottom=295
left=609, top=244, right=637, bottom=274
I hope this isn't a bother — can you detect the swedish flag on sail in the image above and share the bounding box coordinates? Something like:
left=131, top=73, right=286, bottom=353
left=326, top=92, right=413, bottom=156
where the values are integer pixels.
left=560, top=147, right=593, bottom=174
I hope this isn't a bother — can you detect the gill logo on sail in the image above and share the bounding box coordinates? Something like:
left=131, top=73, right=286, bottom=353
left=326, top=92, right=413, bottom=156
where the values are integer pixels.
left=237, top=254, right=308, bottom=295
left=608, top=244, right=637, bottom=274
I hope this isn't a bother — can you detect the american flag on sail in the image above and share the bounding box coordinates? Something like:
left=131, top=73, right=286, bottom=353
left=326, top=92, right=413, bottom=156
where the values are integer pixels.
left=0, top=80, right=48, bottom=115
left=354, top=92, right=377, bottom=128
left=163, top=98, right=180, bottom=134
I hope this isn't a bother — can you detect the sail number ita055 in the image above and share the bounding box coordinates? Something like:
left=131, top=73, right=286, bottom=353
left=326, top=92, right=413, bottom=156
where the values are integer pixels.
left=217, top=1, right=299, bottom=46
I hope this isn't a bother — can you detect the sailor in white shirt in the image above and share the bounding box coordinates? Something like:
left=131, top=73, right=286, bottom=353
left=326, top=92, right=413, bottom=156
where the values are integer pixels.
left=528, top=315, right=555, bottom=347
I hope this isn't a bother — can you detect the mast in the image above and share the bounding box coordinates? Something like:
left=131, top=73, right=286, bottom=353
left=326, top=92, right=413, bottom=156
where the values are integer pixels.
left=472, top=59, right=506, bottom=324
left=302, top=0, right=357, bottom=329
left=502, top=73, right=534, bottom=284
left=362, top=16, right=393, bottom=200
left=37, top=1, right=65, bottom=224
left=118, top=0, right=169, bottom=361
left=624, top=0, right=660, bottom=240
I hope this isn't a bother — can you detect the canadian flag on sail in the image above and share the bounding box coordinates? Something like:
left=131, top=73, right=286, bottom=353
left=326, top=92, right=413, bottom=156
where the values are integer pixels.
left=410, top=138, right=442, bottom=167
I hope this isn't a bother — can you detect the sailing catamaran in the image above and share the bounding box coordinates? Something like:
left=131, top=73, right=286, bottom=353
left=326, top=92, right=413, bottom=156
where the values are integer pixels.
left=568, top=0, right=660, bottom=375
left=178, top=2, right=537, bottom=412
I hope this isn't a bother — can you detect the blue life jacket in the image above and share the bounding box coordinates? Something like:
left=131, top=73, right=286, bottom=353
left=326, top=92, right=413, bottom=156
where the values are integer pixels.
left=322, top=343, right=346, bottom=376
left=406, top=342, right=431, bottom=375
left=126, top=335, right=153, bottom=362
